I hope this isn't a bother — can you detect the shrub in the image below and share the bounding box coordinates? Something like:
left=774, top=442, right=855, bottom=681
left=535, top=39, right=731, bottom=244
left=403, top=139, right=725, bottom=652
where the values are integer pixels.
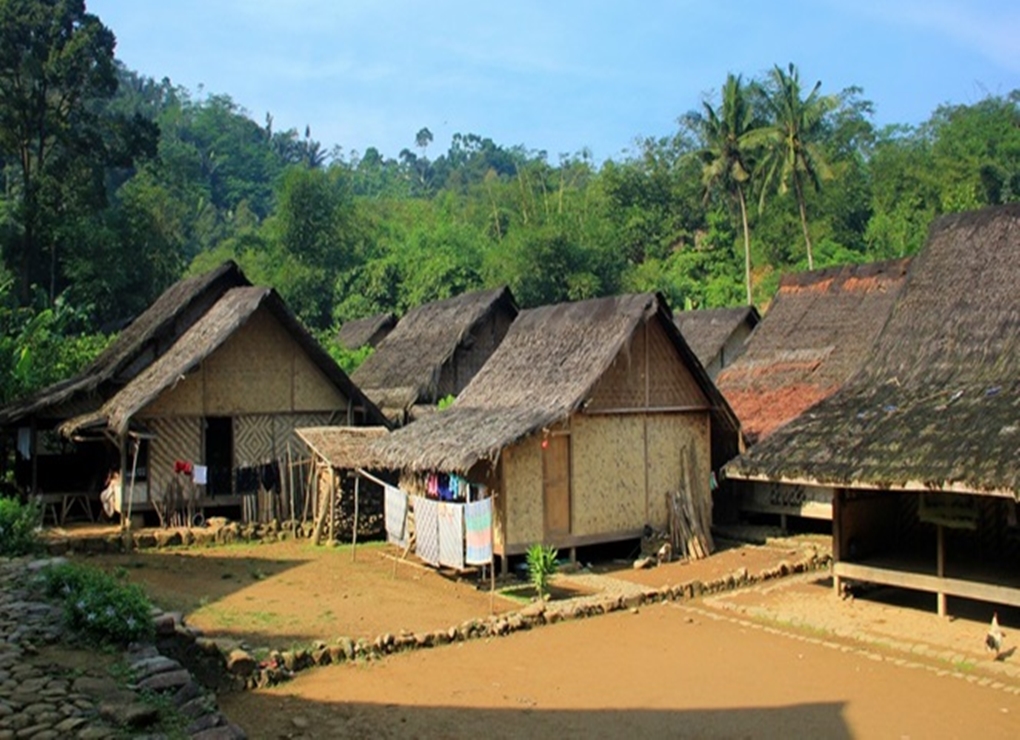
left=42, top=562, right=154, bottom=645
left=0, top=496, right=41, bottom=556
left=526, top=543, right=558, bottom=602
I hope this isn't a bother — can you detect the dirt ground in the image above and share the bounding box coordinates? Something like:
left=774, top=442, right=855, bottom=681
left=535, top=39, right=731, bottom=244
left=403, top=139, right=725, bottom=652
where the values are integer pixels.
left=220, top=602, right=1020, bottom=739
left=80, top=540, right=521, bottom=646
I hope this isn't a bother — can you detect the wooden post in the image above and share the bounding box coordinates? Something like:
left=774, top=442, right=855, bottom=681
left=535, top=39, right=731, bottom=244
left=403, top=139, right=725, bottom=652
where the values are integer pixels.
left=328, top=467, right=336, bottom=543
left=936, top=524, right=946, bottom=617
left=490, top=506, right=496, bottom=614
left=352, top=474, right=360, bottom=562
left=832, top=489, right=842, bottom=597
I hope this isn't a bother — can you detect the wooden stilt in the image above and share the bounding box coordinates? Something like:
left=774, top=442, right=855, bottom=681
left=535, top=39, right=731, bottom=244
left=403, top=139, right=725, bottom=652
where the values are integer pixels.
left=832, top=489, right=842, bottom=597
left=352, top=474, right=360, bottom=562
left=936, top=524, right=947, bottom=617
left=328, top=467, right=336, bottom=544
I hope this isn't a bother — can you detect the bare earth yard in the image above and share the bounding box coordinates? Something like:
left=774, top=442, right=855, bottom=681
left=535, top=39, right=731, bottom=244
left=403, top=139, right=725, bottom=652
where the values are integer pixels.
left=70, top=533, right=1020, bottom=738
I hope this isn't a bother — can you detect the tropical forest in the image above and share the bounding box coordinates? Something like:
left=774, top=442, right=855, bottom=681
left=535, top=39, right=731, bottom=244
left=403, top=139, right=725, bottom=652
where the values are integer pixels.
left=2, top=0, right=1019, bottom=403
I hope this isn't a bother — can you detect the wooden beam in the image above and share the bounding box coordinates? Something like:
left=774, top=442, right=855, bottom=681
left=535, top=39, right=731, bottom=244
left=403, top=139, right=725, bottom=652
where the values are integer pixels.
left=584, top=406, right=711, bottom=416
left=833, top=561, right=1020, bottom=608
left=936, top=525, right=946, bottom=617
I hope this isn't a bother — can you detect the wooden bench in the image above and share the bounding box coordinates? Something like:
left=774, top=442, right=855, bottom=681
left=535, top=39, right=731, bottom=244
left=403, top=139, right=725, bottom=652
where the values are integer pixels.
left=34, top=492, right=95, bottom=526
left=834, top=561, right=1020, bottom=609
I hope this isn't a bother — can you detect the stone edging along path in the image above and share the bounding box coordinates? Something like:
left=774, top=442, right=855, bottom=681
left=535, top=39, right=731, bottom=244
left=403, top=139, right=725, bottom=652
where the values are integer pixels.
left=194, top=551, right=833, bottom=691
left=39, top=525, right=831, bottom=691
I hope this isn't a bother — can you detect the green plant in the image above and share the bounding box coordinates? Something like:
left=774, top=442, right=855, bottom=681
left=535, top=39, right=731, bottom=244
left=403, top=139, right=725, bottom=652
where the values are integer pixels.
left=41, top=563, right=154, bottom=646
left=437, top=394, right=456, bottom=411
left=0, top=496, right=41, bottom=556
left=525, top=544, right=558, bottom=602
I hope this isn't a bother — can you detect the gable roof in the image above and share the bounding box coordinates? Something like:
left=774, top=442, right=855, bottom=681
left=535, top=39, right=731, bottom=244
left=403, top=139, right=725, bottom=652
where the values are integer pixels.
left=725, top=204, right=1020, bottom=497
left=674, top=306, right=760, bottom=369
left=0, top=261, right=250, bottom=426
left=336, top=311, right=397, bottom=350
left=369, top=292, right=739, bottom=473
left=351, top=286, right=518, bottom=411
left=61, top=287, right=389, bottom=436
left=715, top=258, right=910, bottom=443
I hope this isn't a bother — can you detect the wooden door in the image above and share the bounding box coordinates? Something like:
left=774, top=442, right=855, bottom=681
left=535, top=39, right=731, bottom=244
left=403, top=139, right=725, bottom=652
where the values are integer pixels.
left=543, top=435, right=571, bottom=537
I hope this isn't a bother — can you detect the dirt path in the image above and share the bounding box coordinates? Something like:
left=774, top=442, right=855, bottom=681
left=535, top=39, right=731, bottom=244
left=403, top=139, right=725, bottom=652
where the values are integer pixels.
left=220, top=601, right=1020, bottom=739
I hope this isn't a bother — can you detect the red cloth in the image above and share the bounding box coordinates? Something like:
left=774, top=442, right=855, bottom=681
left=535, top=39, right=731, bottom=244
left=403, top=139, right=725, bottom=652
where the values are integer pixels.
left=174, top=460, right=193, bottom=475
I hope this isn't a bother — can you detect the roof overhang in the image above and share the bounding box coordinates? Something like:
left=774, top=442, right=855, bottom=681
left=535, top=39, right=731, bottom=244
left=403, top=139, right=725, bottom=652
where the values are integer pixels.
left=723, top=470, right=1018, bottom=500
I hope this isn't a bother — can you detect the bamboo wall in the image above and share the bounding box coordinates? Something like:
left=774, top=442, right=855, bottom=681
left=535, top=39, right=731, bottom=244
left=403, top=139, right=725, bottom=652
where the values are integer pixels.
left=148, top=417, right=202, bottom=503
left=436, top=308, right=516, bottom=401
left=571, top=414, right=645, bottom=535
left=646, top=412, right=711, bottom=529
left=140, top=307, right=347, bottom=418
left=501, top=433, right=545, bottom=546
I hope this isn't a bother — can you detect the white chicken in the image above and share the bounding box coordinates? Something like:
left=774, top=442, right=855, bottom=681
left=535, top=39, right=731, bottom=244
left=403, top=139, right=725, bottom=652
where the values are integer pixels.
left=986, top=612, right=1005, bottom=659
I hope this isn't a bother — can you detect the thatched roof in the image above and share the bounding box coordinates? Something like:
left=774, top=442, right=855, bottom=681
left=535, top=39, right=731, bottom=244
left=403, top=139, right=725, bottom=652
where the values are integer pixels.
left=336, top=312, right=397, bottom=350
left=296, top=426, right=390, bottom=470
left=60, top=287, right=389, bottom=436
left=674, top=306, right=759, bottom=369
left=716, top=258, right=910, bottom=443
left=352, top=286, right=518, bottom=411
left=369, top=292, right=739, bottom=473
left=725, top=204, right=1020, bottom=497
left=0, top=261, right=250, bottom=426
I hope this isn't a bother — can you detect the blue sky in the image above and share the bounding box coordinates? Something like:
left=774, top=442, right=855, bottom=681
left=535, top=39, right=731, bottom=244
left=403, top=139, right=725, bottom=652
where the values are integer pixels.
left=89, top=1, right=1019, bottom=163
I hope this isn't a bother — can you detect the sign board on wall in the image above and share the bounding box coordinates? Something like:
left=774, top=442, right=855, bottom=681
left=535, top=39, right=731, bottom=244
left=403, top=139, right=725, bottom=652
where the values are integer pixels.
left=743, top=482, right=834, bottom=520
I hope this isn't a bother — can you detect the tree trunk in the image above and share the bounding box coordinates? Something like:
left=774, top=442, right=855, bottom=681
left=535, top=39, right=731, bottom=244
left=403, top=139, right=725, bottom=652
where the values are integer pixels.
left=737, top=185, right=752, bottom=305
left=794, top=174, right=814, bottom=270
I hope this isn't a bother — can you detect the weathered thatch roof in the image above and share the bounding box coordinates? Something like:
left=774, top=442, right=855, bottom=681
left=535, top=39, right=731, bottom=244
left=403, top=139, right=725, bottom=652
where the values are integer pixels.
left=674, top=306, right=759, bottom=369
left=61, top=287, right=389, bottom=436
left=0, top=261, right=250, bottom=426
left=369, top=292, right=739, bottom=473
left=716, top=258, right=910, bottom=443
left=336, top=312, right=397, bottom=350
left=725, top=204, right=1020, bottom=497
left=352, top=286, right=518, bottom=410
left=296, top=426, right=390, bottom=470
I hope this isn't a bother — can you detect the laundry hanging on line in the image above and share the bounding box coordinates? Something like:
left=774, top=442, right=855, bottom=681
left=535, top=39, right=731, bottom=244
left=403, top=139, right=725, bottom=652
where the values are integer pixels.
left=437, top=502, right=464, bottom=570
left=385, top=484, right=409, bottom=548
left=464, top=498, right=493, bottom=565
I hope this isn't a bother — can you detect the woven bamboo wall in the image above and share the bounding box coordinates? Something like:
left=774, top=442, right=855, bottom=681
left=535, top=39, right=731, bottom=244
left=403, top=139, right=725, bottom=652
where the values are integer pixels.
left=646, top=412, right=710, bottom=530
left=235, top=412, right=333, bottom=468
left=142, top=307, right=346, bottom=418
left=586, top=319, right=707, bottom=411
left=571, top=414, right=645, bottom=535
left=502, top=433, right=544, bottom=546
left=148, top=417, right=202, bottom=502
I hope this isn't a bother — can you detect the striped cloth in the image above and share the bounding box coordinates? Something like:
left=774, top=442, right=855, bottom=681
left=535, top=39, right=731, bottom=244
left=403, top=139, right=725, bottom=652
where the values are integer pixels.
left=384, top=485, right=408, bottom=548
left=464, top=498, right=493, bottom=565
left=438, top=502, right=464, bottom=570
left=413, top=496, right=440, bottom=567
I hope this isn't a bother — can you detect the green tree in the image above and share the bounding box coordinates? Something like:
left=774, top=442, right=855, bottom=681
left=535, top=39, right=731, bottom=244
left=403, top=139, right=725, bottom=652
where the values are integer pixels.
left=693, top=74, right=760, bottom=304
left=0, top=0, right=118, bottom=302
left=756, top=63, right=835, bottom=270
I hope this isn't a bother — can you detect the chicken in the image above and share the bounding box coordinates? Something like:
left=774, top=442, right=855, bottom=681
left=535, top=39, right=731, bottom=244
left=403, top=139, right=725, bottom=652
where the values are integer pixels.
left=986, top=612, right=1005, bottom=658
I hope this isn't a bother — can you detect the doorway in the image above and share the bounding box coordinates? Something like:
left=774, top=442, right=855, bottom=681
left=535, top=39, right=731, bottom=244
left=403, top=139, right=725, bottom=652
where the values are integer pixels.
left=204, top=417, right=233, bottom=496
left=543, top=434, right=571, bottom=538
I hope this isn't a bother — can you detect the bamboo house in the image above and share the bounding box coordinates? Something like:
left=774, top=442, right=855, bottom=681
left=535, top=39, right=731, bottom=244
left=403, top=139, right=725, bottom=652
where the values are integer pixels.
left=351, top=286, right=518, bottom=424
left=369, top=292, right=741, bottom=571
left=0, top=262, right=387, bottom=525
left=674, top=305, right=760, bottom=380
left=724, top=204, right=1020, bottom=615
left=715, top=258, right=910, bottom=523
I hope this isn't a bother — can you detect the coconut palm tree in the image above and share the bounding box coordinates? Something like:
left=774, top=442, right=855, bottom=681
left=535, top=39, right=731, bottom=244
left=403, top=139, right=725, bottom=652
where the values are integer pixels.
left=756, top=63, right=835, bottom=270
left=696, top=73, right=759, bottom=305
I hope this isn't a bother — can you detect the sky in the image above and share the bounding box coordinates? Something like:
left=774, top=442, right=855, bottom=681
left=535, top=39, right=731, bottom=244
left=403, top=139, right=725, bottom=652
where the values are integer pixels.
left=88, top=0, right=1020, bottom=164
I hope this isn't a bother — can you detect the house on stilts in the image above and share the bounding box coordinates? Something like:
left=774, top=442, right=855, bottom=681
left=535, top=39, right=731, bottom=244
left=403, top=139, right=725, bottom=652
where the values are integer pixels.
left=0, top=261, right=387, bottom=526
left=352, top=286, right=518, bottom=425
left=714, top=258, right=910, bottom=524
left=724, top=204, right=1020, bottom=614
left=368, top=291, right=741, bottom=573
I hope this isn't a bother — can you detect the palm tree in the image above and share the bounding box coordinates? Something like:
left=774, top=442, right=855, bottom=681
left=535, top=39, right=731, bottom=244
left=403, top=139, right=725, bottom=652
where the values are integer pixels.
left=756, top=63, right=835, bottom=270
left=696, top=73, right=759, bottom=305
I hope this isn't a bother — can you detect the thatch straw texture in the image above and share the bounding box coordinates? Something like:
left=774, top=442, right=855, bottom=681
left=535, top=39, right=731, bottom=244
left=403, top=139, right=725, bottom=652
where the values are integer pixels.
left=61, top=287, right=389, bottom=436
left=0, top=261, right=249, bottom=426
left=716, top=258, right=910, bottom=443
left=674, top=306, right=759, bottom=370
left=725, top=204, right=1020, bottom=497
left=336, top=312, right=397, bottom=350
left=296, top=426, right=390, bottom=470
left=352, top=286, right=517, bottom=410
left=369, top=292, right=738, bottom=473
